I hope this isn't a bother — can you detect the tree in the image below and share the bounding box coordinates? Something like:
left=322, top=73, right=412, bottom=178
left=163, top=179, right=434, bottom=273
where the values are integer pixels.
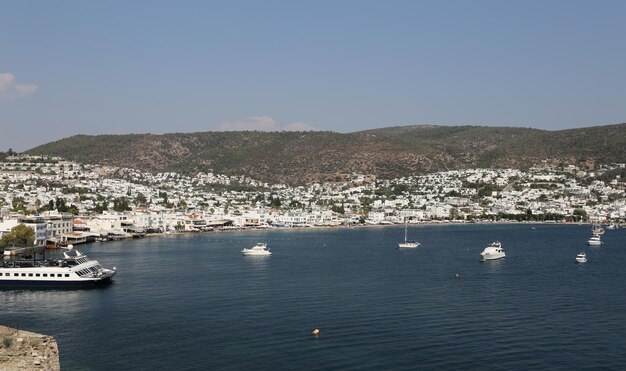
left=573, top=208, right=588, bottom=222
left=0, top=224, right=35, bottom=247
left=113, top=197, right=131, bottom=212
left=11, top=197, right=25, bottom=211
left=55, top=197, right=69, bottom=212
left=269, top=196, right=281, bottom=208
left=67, top=205, right=79, bottom=215
left=91, top=201, right=108, bottom=214
left=134, top=192, right=147, bottom=206
left=331, top=204, right=345, bottom=214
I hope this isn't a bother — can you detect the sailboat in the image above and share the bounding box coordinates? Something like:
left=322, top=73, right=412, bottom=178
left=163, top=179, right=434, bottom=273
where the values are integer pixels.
left=398, top=223, right=420, bottom=248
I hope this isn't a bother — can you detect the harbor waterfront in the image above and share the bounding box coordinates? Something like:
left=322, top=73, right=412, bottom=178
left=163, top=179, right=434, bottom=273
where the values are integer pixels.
left=2, top=224, right=626, bottom=370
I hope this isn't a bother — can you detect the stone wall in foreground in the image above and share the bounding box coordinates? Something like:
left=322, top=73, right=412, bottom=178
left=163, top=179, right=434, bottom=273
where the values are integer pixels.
left=0, top=325, right=60, bottom=371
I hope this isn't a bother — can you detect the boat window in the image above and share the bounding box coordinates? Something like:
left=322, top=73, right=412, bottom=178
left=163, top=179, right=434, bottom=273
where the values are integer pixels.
left=64, top=274, right=69, bottom=277
left=43, top=274, right=48, bottom=277
left=14, top=273, right=19, bottom=277
left=29, top=273, right=33, bottom=277
left=21, top=273, right=26, bottom=276
left=35, top=273, right=40, bottom=277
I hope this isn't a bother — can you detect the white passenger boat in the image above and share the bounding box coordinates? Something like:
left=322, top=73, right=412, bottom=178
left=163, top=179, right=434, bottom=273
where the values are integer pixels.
left=587, top=235, right=602, bottom=246
left=575, top=252, right=587, bottom=263
left=242, top=242, right=271, bottom=256
left=0, top=245, right=116, bottom=289
left=398, top=223, right=420, bottom=248
left=480, top=241, right=505, bottom=261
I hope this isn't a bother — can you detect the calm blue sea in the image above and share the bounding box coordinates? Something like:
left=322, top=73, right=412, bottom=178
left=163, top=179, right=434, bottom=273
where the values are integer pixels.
left=2, top=224, right=625, bottom=370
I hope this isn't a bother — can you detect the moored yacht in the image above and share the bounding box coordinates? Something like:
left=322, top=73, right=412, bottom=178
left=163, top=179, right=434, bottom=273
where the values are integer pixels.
left=591, top=225, right=605, bottom=235
left=587, top=235, right=602, bottom=246
left=575, top=252, right=587, bottom=263
left=480, top=241, right=505, bottom=261
left=398, top=223, right=420, bottom=248
left=242, top=242, right=271, bottom=256
left=0, top=245, right=116, bottom=289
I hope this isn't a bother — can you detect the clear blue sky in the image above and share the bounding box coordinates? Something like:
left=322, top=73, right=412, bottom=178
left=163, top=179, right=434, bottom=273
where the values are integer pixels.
left=1, top=0, right=625, bottom=151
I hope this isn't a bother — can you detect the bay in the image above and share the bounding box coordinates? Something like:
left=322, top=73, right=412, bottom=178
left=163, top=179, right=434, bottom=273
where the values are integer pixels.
left=2, top=224, right=625, bottom=370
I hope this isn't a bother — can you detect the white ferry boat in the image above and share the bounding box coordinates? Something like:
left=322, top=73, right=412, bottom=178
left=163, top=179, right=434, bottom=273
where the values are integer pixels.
left=0, top=245, right=116, bottom=289
left=242, top=242, right=271, bottom=256
left=575, top=252, right=588, bottom=263
left=480, top=241, right=505, bottom=261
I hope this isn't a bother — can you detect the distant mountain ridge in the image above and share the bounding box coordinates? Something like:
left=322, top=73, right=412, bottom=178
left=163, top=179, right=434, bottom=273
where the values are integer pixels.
left=26, top=124, right=626, bottom=184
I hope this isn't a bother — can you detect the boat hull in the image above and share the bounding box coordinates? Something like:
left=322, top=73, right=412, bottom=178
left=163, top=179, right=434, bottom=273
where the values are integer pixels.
left=242, top=251, right=271, bottom=256
left=480, top=254, right=505, bottom=262
left=0, top=275, right=114, bottom=289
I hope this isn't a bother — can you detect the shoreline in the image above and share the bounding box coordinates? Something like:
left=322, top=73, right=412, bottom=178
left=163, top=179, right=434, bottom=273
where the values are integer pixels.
left=32, top=220, right=606, bottom=251
left=144, top=219, right=593, bottom=236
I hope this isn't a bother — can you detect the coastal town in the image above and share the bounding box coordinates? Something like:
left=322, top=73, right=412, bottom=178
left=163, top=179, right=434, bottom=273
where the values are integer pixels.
left=0, top=154, right=625, bottom=248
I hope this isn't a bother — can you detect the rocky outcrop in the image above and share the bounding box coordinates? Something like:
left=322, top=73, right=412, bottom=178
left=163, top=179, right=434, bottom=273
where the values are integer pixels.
left=0, top=325, right=60, bottom=371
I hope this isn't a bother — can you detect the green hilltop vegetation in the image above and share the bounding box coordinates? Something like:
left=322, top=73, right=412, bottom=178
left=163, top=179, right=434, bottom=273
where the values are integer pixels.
left=25, top=124, right=626, bottom=184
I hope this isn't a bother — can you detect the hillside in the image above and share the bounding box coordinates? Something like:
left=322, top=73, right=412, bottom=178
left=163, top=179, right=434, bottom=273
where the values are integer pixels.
left=26, top=124, right=626, bottom=184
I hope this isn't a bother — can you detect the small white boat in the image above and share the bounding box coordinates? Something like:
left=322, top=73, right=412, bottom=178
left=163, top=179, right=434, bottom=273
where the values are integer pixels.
left=591, top=225, right=605, bottom=235
left=480, top=241, right=505, bottom=261
left=398, top=223, right=420, bottom=248
left=242, top=242, right=271, bottom=256
left=575, top=252, right=587, bottom=263
left=587, top=235, right=602, bottom=246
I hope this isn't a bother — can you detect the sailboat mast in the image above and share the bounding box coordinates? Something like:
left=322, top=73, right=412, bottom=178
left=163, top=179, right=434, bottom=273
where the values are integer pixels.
left=404, top=223, right=408, bottom=243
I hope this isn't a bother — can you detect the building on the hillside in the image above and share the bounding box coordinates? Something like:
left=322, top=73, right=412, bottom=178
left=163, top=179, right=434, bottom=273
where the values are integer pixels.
left=42, top=212, right=74, bottom=243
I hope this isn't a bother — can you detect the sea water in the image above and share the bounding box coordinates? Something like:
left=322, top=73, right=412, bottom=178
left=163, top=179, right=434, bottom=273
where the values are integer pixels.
left=1, top=224, right=625, bottom=370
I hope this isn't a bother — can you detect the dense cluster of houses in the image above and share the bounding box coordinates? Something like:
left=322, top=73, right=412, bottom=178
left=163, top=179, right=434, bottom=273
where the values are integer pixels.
left=0, top=155, right=625, bottom=247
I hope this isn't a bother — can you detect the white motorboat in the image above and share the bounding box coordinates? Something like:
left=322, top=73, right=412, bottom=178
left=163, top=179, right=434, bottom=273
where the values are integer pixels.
left=0, top=245, right=116, bottom=289
left=591, top=225, right=605, bottom=235
left=575, top=252, right=587, bottom=263
left=480, top=241, right=505, bottom=261
left=587, top=235, right=602, bottom=246
left=242, top=242, right=271, bottom=256
left=398, top=223, right=420, bottom=248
